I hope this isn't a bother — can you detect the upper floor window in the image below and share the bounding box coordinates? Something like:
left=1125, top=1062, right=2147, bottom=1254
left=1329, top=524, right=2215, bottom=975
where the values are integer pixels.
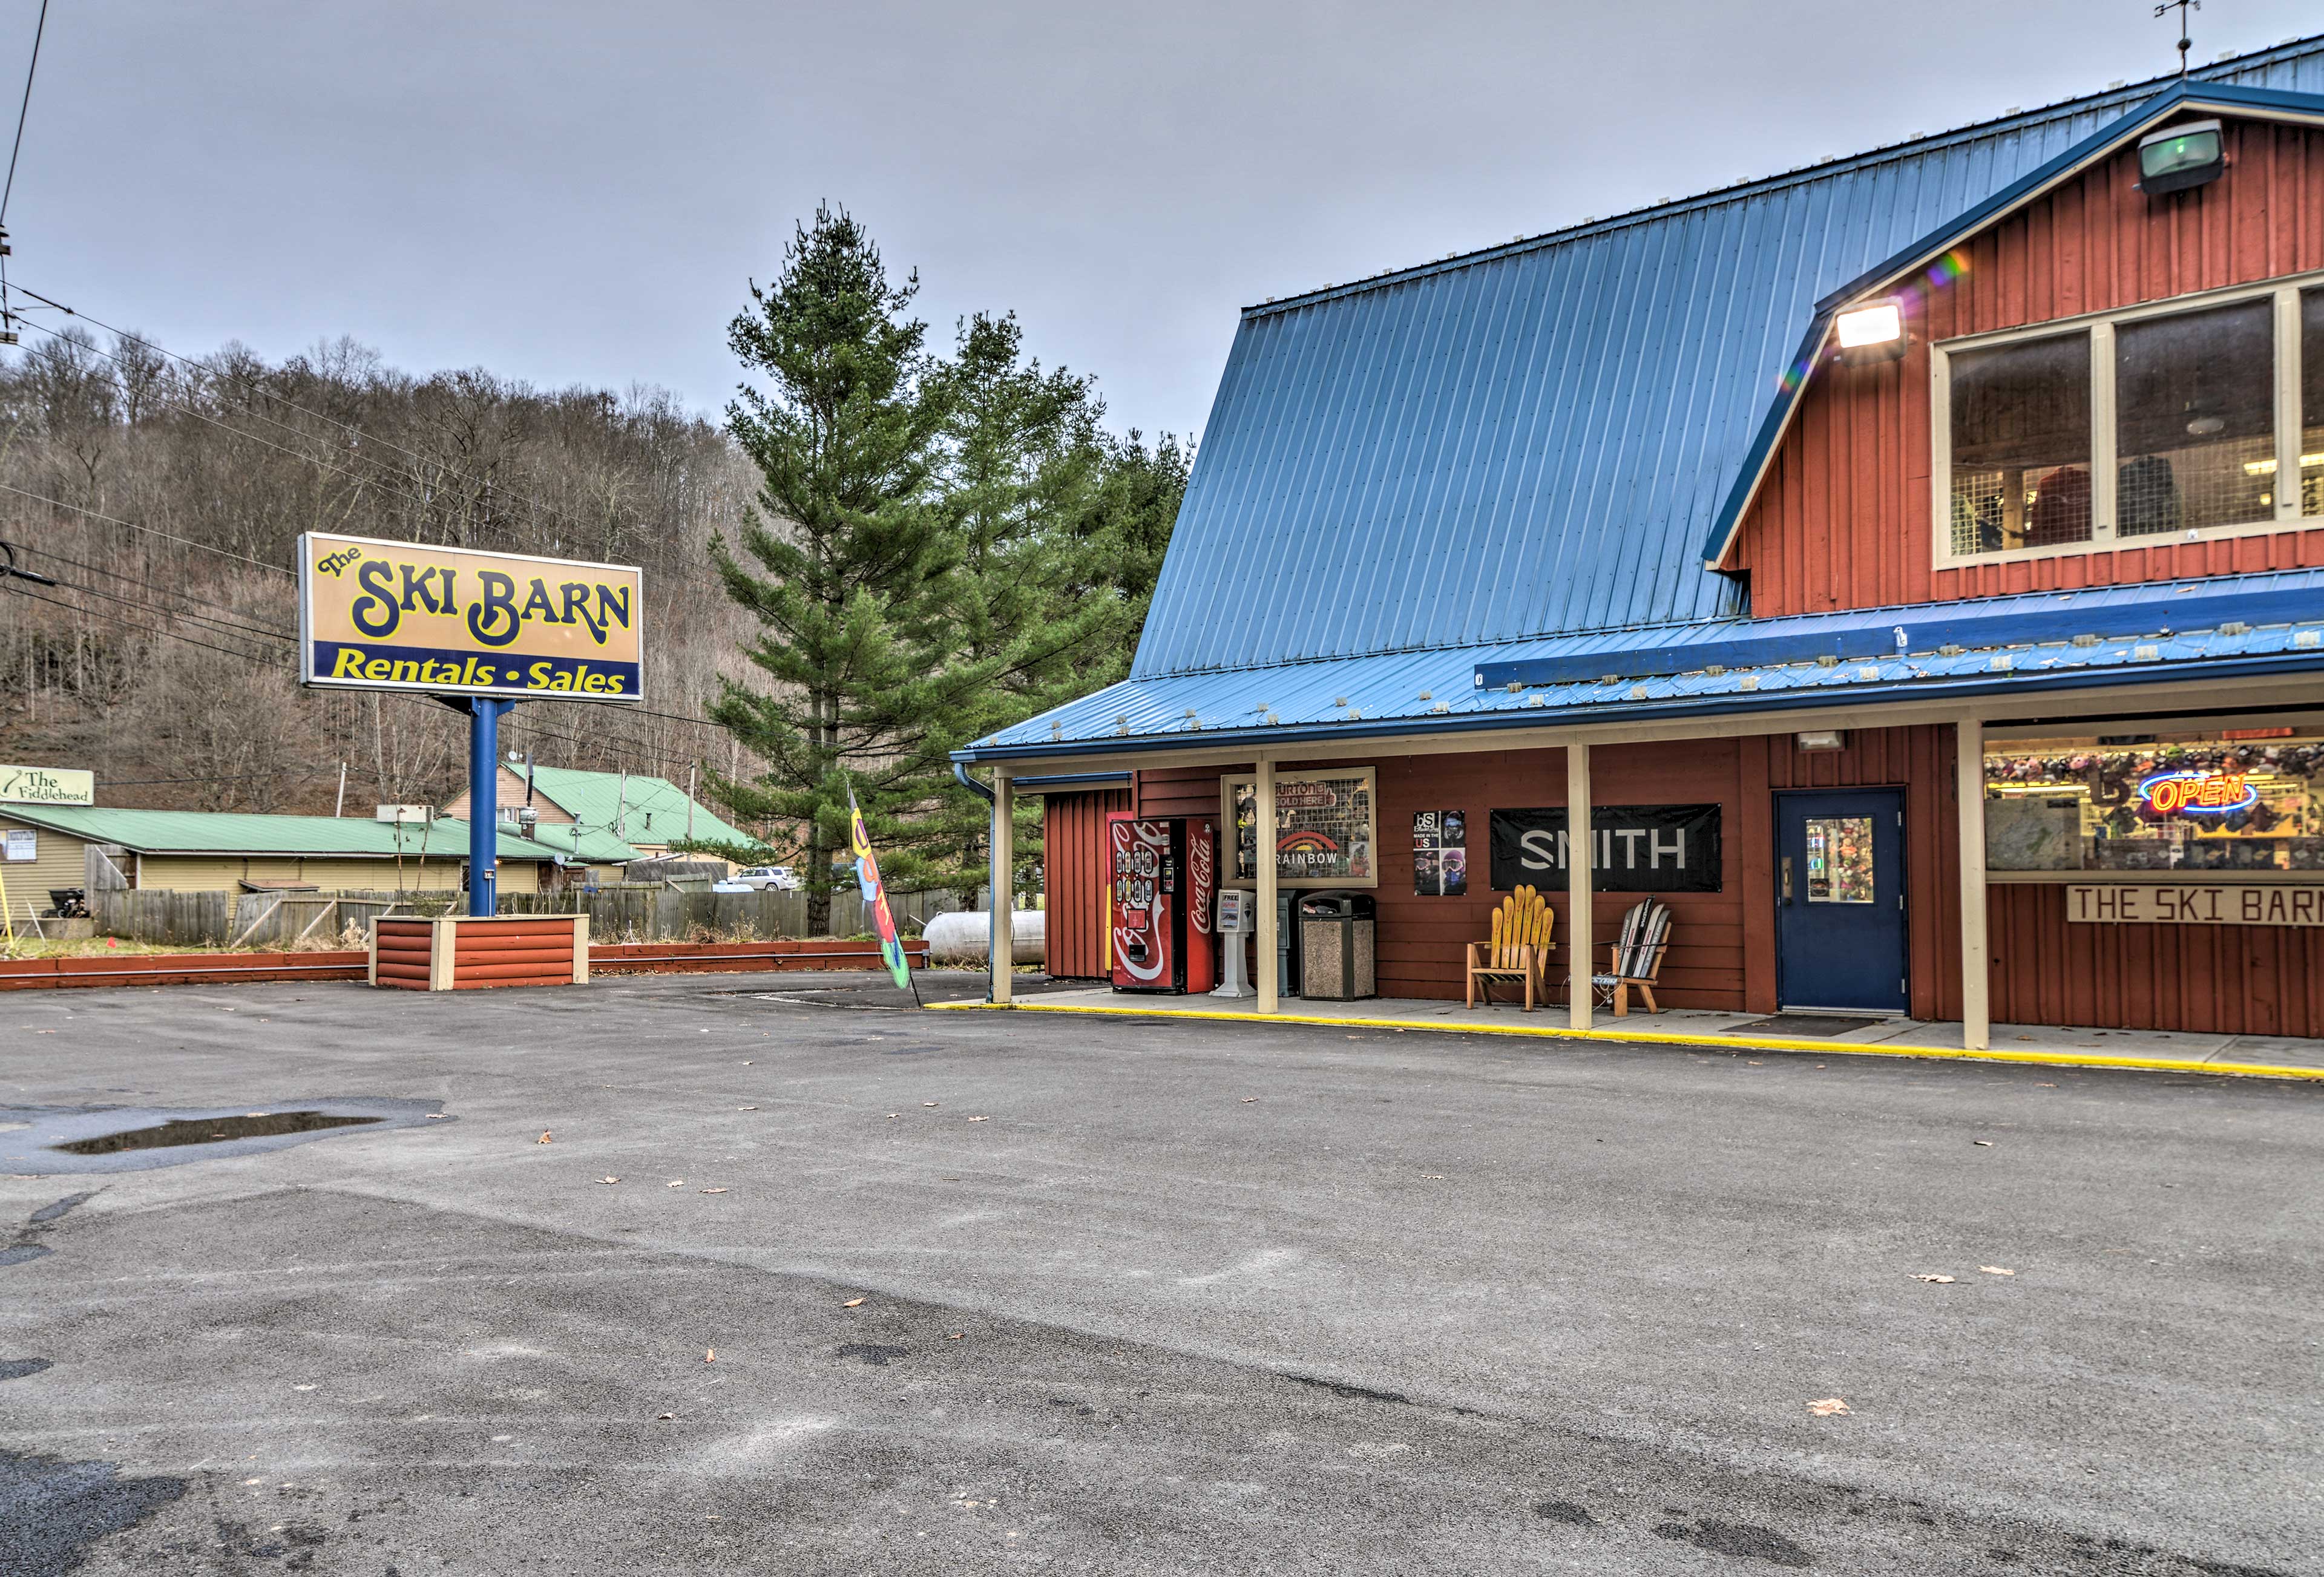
left=1935, top=276, right=2323, bottom=566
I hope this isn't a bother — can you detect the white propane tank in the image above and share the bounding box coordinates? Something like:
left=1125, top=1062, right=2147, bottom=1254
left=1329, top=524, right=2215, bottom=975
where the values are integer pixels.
left=922, top=910, right=1046, bottom=965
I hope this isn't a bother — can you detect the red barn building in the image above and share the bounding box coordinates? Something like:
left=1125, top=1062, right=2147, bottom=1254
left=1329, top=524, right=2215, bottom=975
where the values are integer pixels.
left=986, top=44, right=2324, bottom=1046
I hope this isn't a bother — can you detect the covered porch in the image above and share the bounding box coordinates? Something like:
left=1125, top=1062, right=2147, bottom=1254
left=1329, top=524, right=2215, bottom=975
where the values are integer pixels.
left=962, top=592, right=2324, bottom=1054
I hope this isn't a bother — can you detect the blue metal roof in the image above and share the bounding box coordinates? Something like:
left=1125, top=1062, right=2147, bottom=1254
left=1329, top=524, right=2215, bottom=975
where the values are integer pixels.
left=1133, top=38, right=2324, bottom=681
left=959, top=569, right=2324, bottom=765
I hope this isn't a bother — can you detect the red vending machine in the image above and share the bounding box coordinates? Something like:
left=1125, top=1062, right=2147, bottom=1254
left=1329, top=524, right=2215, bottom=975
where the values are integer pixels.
left=1107, top=815, right=1217, bottom=994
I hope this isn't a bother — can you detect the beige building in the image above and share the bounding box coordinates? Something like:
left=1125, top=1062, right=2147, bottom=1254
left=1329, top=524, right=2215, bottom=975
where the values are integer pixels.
left=0, top=805, right=566, bottom=911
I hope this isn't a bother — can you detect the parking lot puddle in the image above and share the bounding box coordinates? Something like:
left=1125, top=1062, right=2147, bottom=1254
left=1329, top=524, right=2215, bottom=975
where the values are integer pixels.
left=51, top=1111, right=381, bottom=1156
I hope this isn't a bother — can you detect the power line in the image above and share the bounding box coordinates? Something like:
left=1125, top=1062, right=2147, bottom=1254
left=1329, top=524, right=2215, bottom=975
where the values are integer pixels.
left=0, top=0, right=45, bottom=227
left=0, top=479, right=294, bottom=574
left=5, top=580, right=292, bottom=664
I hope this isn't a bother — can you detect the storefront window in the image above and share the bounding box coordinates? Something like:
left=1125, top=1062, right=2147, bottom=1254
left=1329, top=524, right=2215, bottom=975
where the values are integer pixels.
left=2303, top=287, right=2323, bottom=517
left=1948, top=331, right=2092, bottom=556
left=1223, top=769, right=1376, bottom=887
left=1983, top=730, right=2324, bottom=872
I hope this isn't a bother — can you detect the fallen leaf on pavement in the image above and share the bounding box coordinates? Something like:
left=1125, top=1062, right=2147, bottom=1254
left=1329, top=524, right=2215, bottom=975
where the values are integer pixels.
left=704, top=1349, right=715, bottom=1363
left=967, top=1115, right=989, bottom=1123
left=1910, top=1274, right=1957, bottom=1284
left=843, top=1297, right=865, bottom=1308
left=667, top=1180, right=685, bottom=1187
left=700, top=1187, right=727, bottom=1194
left=738, top=1106, right=758, bottom=1112
left=1972, top=1139, right=1994, bottom=1147
left=1979, top=1266, right=2015, bottom=1276
left=657, top=1412, right=674, bottom=1420
left=1807, top=1398, right=1850, bottom=1416
left=1241, top=1097, right=1259, bottom=1103
left=886, top=1113, right=899, bottom=1119
left=425, top=1113, right=447, bottom=1120
left=2035, top=1082, right=2057, bottom=1087
left=596, top=1176, right=620, bottom=1185
left=922, top=1101, right=939, bottom=1107
left=536, top=1131, right=553, bottom=1144
left=947, top=1333, right=963, bottom=1340
left=1422, top=1174, right=1446, bottom=1180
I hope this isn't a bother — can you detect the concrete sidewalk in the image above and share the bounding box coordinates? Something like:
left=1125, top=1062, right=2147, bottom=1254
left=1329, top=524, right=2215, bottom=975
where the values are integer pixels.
left=946, top=986, right=2324, bottom=1078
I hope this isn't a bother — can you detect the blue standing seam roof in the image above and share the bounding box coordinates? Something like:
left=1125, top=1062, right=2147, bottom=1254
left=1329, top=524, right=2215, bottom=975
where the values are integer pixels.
left=957, top=569, right=2324, bottom=764
left=1132, top=39, right=2324, bottom=683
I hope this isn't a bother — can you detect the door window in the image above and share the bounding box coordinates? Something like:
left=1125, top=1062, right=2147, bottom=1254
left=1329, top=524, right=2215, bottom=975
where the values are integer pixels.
left=1804, top=816, right=1876, bottom=903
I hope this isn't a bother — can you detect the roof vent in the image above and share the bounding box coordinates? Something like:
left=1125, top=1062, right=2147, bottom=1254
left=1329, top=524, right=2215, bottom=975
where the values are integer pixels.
left=2134, top=644, right=2162, bottom=661
left=1738, top=676, right=1759, bottom=691
left=1431, top=701, right=1451, bottom=714
left=1524, top=695, right=1544, bottom=709
left=1857, top=667, right=1880, bottom=681
left=1504, top=681, right=1523, bottom=694
left=1815, top=654, right=1839, bottom=667
left=2070, top=633, right=2101, bottom=648
left=1988, top=654, right=2014, bottom=672
left=1704, top=664, right=1726, bottom=676
left=1416, top=690, right=1432, bottom=701
left=2219, top=620, right=2252, bottom=636
left=1937, top=643, right=1965, bottom=656
left=2296, top=631, right=2322, bottom=649
left=1627, top=685, right=1649, bottom=701
left=1332, top=697, right=1348, bottom=707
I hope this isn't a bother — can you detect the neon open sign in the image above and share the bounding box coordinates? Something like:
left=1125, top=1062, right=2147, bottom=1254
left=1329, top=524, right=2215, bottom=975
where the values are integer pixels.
left=2138, top=770, right=2258, bottom=815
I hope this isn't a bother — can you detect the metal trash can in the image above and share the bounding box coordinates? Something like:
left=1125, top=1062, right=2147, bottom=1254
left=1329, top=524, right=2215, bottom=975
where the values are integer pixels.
left=1298, top=891, right=1376, bottom=1000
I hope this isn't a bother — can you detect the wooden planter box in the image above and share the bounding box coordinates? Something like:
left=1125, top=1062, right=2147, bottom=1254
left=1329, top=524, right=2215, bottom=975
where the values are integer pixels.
left=371, top=914, right=590, bottom=991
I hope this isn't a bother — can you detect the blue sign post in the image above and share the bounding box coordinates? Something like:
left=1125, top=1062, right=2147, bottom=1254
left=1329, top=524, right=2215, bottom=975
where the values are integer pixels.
left=466, top=698, right=513, bottom=917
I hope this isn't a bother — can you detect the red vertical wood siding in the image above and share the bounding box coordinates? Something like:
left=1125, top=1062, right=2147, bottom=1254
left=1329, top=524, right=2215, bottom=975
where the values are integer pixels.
left=1140, top=746, right=1757, bottom=1006
left=1125, top=730, right=2320, bottom=1033
left=1738, top=118, right=2324, bottom=615
left=1040, top=787, right=1131, bottom=979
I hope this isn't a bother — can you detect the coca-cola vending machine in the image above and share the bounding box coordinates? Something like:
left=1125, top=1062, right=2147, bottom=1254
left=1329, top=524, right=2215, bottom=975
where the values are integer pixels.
left=1107, top=815, right=1217, bottom=994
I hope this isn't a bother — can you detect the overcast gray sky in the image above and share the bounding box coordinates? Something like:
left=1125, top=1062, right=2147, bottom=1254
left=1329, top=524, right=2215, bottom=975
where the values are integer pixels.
left=6, top=1, right=2316, bottom=440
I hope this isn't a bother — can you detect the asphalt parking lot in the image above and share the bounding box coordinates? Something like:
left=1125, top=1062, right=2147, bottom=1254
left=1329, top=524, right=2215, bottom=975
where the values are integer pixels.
left=3, top=971, right=2319, bottom=1575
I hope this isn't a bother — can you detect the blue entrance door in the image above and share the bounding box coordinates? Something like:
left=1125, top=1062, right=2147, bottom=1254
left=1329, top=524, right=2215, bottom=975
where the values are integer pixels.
left=1775, top=789, right=1908, bottom=1014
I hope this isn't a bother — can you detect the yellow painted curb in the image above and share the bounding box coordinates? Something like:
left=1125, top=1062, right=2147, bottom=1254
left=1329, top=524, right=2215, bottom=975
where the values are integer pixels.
left=924, top=997, right=2324, bottom=1081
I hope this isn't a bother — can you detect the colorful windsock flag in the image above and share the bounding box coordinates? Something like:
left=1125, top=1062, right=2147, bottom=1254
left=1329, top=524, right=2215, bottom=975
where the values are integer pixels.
left=848, top=787, right=911, bottom=990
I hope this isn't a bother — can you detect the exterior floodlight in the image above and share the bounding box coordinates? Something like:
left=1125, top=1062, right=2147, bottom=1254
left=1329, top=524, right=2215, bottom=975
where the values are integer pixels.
left=1834, top=300, right=1906, bottom=364
left=2138, top=119, right=2224, bottom=195
left=1794, top=730, right=1846, bottom=752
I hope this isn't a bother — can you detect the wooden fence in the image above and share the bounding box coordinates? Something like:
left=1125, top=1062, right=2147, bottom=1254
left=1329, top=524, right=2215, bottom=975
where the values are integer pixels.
left=90, top=885, right=968, bottom=949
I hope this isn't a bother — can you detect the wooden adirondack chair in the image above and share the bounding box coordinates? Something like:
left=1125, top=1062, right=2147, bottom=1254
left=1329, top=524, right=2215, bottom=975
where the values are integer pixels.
left=1466, top=885, right=1553, bottom=1011
left=1574, top=898, right=1672, bottom=1017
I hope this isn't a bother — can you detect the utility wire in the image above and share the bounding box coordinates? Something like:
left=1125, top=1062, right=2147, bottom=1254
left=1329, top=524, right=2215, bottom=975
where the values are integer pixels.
left=0, top=0, right=45, bottom=226
left=0, top=479, right=293, bottom=574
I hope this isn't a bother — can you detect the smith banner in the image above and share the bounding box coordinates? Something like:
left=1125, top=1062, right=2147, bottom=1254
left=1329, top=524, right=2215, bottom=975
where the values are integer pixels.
left=298, top=533, right=644, bottom=703
left=1488, top=805, right=1722, bottom=893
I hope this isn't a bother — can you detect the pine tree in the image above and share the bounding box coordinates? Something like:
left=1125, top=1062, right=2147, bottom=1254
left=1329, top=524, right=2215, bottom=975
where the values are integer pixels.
left=702, top=205, right=976, bottom=935
left=922, top=312, right=1137, bottom=899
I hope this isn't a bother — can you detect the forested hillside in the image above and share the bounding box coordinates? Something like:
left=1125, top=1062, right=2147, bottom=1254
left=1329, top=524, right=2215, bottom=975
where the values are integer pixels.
left=0, top=316, right=1183, bottom=838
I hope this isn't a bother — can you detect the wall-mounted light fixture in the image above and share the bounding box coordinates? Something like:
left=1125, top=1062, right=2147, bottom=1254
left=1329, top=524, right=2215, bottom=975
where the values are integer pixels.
left=1834, top=299, right=1906, bottom=365
left=1794, top=730, right=1846, bottom=752
left=2137, top=119, right=2224, bottom=195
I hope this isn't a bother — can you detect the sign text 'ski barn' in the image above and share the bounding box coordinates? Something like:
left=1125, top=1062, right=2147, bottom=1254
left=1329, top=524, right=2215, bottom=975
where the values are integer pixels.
left=298, top=533, right=643, bottom=703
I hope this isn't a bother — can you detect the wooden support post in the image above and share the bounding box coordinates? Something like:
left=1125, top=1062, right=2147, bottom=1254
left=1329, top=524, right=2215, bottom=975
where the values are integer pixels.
left=1567, top=741, right=1594, bottom=1032
left=1956, top=718, right=1989, bottom=1051
left=1255, top=756, right=1278, bottom=1015
left=991, top=768, right=1014, bottom=1005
